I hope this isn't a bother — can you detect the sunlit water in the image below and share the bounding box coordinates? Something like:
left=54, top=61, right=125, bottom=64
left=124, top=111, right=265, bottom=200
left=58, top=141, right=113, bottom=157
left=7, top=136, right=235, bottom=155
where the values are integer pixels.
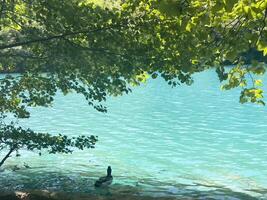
left=1, top=70, right=267, bottom=199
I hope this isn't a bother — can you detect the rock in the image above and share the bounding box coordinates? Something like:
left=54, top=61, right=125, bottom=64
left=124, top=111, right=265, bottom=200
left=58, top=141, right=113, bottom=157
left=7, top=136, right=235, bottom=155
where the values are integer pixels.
left=0, top=191, right=21, bottom=200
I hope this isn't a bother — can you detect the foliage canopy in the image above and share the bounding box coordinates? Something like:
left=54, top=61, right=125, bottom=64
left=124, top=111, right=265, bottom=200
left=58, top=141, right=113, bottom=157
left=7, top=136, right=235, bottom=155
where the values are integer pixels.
left=0, top=0, right=266, bottom=166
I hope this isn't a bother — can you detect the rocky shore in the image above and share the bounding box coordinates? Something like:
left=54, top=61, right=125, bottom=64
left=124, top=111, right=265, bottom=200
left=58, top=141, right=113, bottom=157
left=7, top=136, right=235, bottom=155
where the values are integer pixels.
left=0, top=190, right=179, bottom=200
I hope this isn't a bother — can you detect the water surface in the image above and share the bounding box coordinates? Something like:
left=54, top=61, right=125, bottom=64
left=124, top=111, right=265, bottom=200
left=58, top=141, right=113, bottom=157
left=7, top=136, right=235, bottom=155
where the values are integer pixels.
left=1, top=70, right=267, bottom=199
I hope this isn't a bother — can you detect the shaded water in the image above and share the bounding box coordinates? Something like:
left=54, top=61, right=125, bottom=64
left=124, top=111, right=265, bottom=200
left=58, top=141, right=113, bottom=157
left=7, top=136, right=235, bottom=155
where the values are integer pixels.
left=1, top=70, right=267, bottom=199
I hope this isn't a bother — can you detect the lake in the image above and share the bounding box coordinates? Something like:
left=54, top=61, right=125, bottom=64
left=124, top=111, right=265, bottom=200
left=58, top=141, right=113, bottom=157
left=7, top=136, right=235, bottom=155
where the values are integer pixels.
left=0, top=70, right=267, bottom=199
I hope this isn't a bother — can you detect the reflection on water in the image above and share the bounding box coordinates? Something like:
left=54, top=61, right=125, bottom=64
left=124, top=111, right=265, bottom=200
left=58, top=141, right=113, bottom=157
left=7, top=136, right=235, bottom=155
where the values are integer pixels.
left=0, top=70, right=267, bottom=199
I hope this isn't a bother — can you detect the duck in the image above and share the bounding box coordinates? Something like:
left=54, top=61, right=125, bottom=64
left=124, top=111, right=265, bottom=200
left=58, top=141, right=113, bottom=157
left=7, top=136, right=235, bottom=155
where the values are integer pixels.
left=94, top=166, right=113, bottom=187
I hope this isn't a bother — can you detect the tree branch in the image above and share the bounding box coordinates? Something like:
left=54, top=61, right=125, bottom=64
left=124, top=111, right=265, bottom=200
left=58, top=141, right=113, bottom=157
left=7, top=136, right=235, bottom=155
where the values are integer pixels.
left=258, top=8, right=267, bottom=42
left=0, top=23, right=123, bottom=50
left=0, top=0, right=6, bottom=20
left=0, top=147, right=14, bottom=167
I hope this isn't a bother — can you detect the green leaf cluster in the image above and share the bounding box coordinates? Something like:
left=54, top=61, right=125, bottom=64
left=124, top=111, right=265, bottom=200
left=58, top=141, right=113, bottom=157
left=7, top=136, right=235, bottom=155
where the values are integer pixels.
left=0, top=123, right=97, bottom=166
left=0, top=0, right=266, bottom=165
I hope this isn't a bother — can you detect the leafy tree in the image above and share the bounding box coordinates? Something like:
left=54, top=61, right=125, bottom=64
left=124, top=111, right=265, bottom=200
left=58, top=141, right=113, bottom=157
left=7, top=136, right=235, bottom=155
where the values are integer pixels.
left=0, top=123, right=97, bottom=167
left=0, top=0, right=266, bottom=166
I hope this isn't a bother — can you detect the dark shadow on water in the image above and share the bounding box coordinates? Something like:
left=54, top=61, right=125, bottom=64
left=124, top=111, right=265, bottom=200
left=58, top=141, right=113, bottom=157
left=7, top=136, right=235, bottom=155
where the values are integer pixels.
left=0, top=168, right=266, bottom=200
left=246, top=188, right=267, bottom=195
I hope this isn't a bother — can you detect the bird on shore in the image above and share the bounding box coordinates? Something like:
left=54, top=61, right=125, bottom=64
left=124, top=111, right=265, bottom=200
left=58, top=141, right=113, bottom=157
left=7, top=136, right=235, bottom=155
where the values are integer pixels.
left=94, top=166, right=113, bottom=187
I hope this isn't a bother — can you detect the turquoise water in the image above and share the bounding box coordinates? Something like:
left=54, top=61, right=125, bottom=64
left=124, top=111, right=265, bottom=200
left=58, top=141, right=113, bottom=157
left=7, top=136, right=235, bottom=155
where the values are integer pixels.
left=1, top=70, right=267, bottom=199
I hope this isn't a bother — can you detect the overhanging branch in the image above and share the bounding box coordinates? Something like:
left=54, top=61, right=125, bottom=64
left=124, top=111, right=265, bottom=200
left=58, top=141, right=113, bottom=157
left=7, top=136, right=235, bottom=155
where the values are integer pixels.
left=0, top=23, right=123, bottom=50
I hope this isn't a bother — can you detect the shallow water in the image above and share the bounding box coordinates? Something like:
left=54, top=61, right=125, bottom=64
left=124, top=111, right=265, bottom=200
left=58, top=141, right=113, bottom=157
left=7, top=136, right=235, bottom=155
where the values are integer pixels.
left=1, top=70, right=267, bottom=199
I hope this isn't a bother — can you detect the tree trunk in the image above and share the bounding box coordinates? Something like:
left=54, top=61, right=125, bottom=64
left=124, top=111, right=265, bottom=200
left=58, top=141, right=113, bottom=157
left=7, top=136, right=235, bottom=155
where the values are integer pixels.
left=0, top=148, right=14, bottom=167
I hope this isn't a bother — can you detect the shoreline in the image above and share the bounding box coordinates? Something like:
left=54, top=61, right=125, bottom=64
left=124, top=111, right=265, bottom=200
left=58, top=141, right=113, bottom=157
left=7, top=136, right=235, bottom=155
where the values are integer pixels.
left=1, top=188, right=264, bottom=200
left=0, top=190, right=179, bottom=200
